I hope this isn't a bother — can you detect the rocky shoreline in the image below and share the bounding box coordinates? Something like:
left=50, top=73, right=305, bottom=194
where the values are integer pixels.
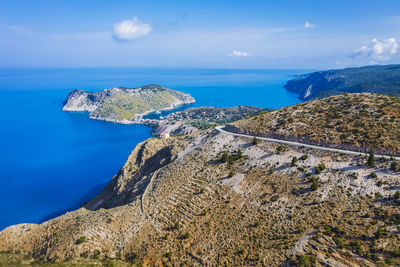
left=63, top=84, right=196, bottom=123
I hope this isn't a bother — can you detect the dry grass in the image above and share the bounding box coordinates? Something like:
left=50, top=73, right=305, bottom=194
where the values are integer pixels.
left=234, top=93, right=400, bottom=155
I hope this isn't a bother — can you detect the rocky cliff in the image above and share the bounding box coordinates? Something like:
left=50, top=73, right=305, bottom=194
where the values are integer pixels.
left=285, top=64, right=400, bottom=100
left=63, top=84, right=195, bottom=123
left=1, top=94, right=400, bottom=266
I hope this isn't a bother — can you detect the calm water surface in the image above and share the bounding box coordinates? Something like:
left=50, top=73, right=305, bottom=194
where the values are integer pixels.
left=0, top=68, right=304, bottom=229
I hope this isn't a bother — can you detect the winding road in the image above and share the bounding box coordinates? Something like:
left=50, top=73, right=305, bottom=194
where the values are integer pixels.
left=215, top=126, right=400, bottom=160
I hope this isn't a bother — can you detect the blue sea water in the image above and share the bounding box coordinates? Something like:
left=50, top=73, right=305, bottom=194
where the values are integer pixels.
left=0, top=68, right=304, bottom=230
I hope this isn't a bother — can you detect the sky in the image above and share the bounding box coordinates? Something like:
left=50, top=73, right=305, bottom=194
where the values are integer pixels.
left=1, top=0, right=400, bottom=69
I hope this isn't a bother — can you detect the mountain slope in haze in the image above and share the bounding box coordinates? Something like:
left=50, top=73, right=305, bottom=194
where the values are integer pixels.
left=285, top=64, right=400, bottom=100
left=1, top=94, right=400, bottom=266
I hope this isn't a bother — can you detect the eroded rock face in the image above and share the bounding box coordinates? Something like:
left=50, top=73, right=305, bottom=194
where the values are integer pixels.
left=1, top=125, right=399, bottom=266
left=62, top=85, right=195, bottom=123
left=284, top=64, right=400, bottom=100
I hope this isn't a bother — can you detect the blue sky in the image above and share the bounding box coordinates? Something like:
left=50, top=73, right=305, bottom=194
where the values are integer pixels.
left=1, top=0, right=400, bottom=69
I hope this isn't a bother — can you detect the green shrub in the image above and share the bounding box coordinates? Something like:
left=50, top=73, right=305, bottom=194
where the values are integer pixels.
left=367, top=150, right=375, bottom=167
left=291, top=157, right=298, bottom=166
left=125, top=252, right=138, bottom=263
left=220, top=151, right=229, bottom=163
left=300, top=155, right=308, bottom=160
left=163, top=252, right=172, bottom=258
left=253, top=135, right=258, bottom=145
left=311, top=178, right=319, bottom=191
left=91, top=250, right=100, bottom=259
left=76, top=236, right=86, bottom=244
left=370, top=172, right=377, bottom=178
left=318, top=162, right=326, bottom=171
left=391, top=161, right=398, bottom=171
left=374, top=227, right=388, bottom=238
left=173, top=222, right=181, bottom=230
left=297, top=254, right=316, bottom=267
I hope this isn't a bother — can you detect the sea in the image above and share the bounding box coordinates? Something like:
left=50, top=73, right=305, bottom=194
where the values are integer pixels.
left=0, top=68, right=305, bottom=230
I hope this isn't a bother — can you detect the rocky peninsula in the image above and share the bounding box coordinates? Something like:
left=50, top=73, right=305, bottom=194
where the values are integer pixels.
left=63, top=85, right=268, bottom=137
left=2, top=93, right=400, bottom=266
left=63, top=84, right=196, bottom=124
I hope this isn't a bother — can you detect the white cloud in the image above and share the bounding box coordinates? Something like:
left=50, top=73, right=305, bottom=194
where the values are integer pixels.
left=229, top=50, right=250, bottom=57
left=353, top=38, right=399, bottom=61
left=304, top=21, right=315, bottom=28
left=113, top=17, right=152, bottom=41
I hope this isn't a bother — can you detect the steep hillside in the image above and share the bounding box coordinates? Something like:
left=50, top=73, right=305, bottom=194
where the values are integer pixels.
left=151, top=106, right=269, bottom=136
left=285, top=64, right=400, bottom=100
left=164, top=106, right=267, bottom=124
left=1, top=123, right=400, bottom=265
left=62, top=84, right=195, bottom=123
left=233, top=93, right=400, bottom=156
left=0, top=130, right=400, bottom=266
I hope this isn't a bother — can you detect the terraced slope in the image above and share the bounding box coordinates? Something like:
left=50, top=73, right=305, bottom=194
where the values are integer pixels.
left=1, top=126, right=400, bottom=266
left=2, top=93, right=400, bottom=266
left=233, top=93, right=400, bottom=156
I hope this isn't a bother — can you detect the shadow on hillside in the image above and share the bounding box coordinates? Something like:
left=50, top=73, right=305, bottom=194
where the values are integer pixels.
left=239, top=143, right=253, bottom=149
left=337, top=165, right=363, bottom=172
left=84, top=144, right=177, bottom=211
left=260, top=153, right=275, bottom=159
left=39, top=182, right=107, bottom=223
left=375, top=197, right=400, bottom=207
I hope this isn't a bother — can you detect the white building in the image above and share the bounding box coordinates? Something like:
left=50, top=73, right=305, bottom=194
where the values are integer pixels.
left=160, top=132, right=170, bottom=139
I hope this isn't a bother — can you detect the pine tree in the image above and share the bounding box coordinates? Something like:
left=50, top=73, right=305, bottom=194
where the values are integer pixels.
left=253, top=135, right=258, bottom=145
left=291, top=157, right=298, bottom=166
left=367, top=150, right=375, bottom=167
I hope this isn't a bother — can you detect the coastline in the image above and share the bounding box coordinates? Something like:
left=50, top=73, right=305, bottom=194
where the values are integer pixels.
left=66, top=99, right=196, bottom=126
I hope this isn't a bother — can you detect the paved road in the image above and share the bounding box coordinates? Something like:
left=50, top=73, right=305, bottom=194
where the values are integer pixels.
left=215, top=126, right=400, bottom=160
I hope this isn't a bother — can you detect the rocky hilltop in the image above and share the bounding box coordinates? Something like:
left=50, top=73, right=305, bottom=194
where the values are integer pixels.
left=233, top=93, right=400, bottom=156
left=285, top=64, right=400, bottom=100
left=63, top=84, right=196, bottom=124
left=1, top=94, right=400, bottom=266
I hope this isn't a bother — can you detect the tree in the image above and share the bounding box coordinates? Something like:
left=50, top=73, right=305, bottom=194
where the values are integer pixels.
left=291, top=157, right=298, bottom=166
left=76, top=236, right=86, bottom=244
left=391, top=161, right=398, bottom=171
left=319, top=162, right=326, bottom=171
left=173, top=221, right=180, bottom=230
left=253, top=135, right=258, bottom=145
left=220, top=151, right=229, bottom=163
left=311, top=177, right=319, bottom=191
left=237, top=149, right=243, bottom=158
left=394, top=191, right=400, bottom=200
left=367, top=150, right=375, bottom=167
left=300, top=154, right=308, bottom=161
left=297, top=254, right=316, bottom=267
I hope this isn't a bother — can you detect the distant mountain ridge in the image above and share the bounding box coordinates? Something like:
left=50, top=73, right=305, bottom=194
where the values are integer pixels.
left=285, top=64, right=400, bottom=100
left=62, top=84, right=196, bottom=124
